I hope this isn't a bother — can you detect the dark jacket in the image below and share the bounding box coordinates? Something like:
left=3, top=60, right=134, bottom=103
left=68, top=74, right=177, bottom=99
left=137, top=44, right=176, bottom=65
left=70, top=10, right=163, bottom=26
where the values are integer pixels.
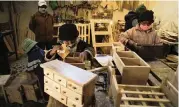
left=45, top=39, right=94, bottom=61
left=29, top=12, right=54, bottom=42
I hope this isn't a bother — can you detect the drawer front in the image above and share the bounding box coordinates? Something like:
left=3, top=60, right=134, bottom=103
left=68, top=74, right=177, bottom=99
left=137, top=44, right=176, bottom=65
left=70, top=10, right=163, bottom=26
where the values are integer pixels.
left=67, top=98, right=83, bottom=107
left=61, top=86, right=82, bottom=104
left=44, top=69, right=53, bottom=79
left=44, top=86, right=67, bottom=105
left=44, top=76, right=54, bottom=88
left=67, top=81, right=83, bottom=94
left=44, top=76, right=61, bottom=93
left=53, top=82, right=61, bottom=93
left=54, top=74, right=66, bottom=87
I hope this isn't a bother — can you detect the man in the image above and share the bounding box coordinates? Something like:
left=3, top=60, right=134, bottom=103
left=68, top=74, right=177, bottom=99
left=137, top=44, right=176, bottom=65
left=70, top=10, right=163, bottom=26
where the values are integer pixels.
left=124, top=4, right=147, bottom=31
left=45, top=23, right=94, bottom=62
left=119, top=10, right=163, bottom=52
left=29, top=0, right=54, bottom=50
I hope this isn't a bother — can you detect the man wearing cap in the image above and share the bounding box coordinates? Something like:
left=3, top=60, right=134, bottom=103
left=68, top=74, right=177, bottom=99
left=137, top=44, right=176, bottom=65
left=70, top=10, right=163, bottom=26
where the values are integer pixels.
left=119, top=10, right=163, bottom=52
left=29, top=0, right=54, bottom=50
left=45, top=23, right=94, bottom=62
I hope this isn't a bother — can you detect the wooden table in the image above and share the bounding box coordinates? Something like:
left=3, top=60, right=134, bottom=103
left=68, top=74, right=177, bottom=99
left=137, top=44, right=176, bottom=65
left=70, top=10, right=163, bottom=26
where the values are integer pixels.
left=0, top=75, right=11, bottom=103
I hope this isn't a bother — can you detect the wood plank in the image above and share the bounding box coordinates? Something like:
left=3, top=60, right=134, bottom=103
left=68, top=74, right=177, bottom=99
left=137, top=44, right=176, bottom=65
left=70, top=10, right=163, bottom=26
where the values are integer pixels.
left=94, top=43, right=112, bottom=47
left=122, top=97, right=170, bottom=102
left=121, top=90, right=165, bottom=96
left=111, top=75, right=121, bottom=107
left=120, top=105, right=160, bottom=107
left=94, top=31, right=110, bottom=35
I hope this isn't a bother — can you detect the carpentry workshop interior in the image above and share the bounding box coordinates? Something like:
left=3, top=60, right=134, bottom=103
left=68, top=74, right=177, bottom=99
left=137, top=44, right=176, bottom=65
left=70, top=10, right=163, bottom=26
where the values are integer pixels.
left=0, top=0, right=178, bottom=107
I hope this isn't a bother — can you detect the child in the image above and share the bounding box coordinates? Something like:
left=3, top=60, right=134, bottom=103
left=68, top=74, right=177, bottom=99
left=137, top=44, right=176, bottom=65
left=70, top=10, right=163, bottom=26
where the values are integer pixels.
left=22, top=38, right=48, bottom=101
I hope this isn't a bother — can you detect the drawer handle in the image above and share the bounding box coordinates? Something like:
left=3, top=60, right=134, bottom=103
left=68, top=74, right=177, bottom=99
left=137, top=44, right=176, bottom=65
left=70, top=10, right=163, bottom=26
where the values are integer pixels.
left=61, top=98, right=64, bottom=100
left=75, top=98, right=79, bottom=100
left=68, top=84, right=72, bottom=86
left=72, top=104, right=76, bottom=107
left=62, top=91, right=66, bottom=94
left=46, top=88, right=48, bottom=90
left=55, top=87, right=58, bottom=89
left=47, top=73, right=49, bottom=75
left=45, top=81, right=48, bottom=83
left=58, top=79, right=61, bottom=82
left=73, top=87, right=77, bottom=89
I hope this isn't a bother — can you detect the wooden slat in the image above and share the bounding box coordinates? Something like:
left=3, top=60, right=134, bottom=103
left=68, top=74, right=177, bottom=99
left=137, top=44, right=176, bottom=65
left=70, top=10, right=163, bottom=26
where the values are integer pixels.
left=94, top=31, right=110, bottom=35
left=120, top=105, right=160, bottom=107
left=121, top=90, right=165, bottom=96
left=94, top=43, right=112, bottom=47
left=118, top=84, right=161, bottom=90
left=151, top=90, right=165, bottom=107
left=136, top=89, right=147, bottom=106
left=121, top=89, right=129, bottom=105
left=121, top=97, right=170, bottom=102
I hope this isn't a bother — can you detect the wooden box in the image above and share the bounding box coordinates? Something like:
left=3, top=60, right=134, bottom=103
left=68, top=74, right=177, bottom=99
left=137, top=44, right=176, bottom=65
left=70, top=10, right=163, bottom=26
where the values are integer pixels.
left=41, top=60, right=97, bottom=107
left=64, top=57, right=85, bottom=69
left=113, top=51, right=151, bottom=85
left=112, top=42, right=125, bottom=54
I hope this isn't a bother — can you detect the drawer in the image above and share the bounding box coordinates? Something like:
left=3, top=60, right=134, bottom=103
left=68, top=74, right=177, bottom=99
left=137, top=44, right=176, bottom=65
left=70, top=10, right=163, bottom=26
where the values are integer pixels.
left=67, top=81, right=83, bottom=94
left=67, top=98, right=83, bottom=107
left=61, top=86, right=82, bottom=104
left=44, top=86, right=67, bottom=105
left=44, top=77, right=61, bottom=93
left=44, top=76, right=54, bottom=88
left=54, top=74, right=66, bottom=87
left=44, top=69, right=53, bottom=79
left=53, top=82, right=61, bottom=93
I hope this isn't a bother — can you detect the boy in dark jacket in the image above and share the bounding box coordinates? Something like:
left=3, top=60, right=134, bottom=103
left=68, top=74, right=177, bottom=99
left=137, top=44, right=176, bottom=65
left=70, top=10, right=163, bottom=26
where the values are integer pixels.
left=45, top=24, right=94, bottom=62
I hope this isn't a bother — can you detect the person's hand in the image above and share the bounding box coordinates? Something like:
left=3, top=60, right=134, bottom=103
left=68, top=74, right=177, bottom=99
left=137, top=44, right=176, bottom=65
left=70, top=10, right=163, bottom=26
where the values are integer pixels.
left=79, top=51, right=87, bottom=62
left=126, top=40, right=139, bottom=52
left=50, top=45, right=61, bottom=56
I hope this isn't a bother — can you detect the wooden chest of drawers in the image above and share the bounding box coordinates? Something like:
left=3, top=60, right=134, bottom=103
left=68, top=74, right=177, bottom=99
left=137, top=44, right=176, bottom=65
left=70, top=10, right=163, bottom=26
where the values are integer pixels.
left=113, top=51, right=151, bottom=85
left=41, top=60, right=97, bottom=106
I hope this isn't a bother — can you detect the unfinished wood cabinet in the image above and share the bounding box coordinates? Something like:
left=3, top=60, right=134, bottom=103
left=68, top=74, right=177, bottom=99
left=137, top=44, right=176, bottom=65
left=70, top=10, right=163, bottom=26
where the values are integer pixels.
left=113, top=51, right=151, bottom=85
left=41, top=60, right=97, bottom=106
left=111, top=75, right=178, bottom=107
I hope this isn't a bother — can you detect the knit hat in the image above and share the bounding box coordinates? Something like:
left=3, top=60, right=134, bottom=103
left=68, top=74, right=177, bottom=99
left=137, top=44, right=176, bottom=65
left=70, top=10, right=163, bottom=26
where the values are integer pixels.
left=135, top=4, right=147, bottom=15
left=59, top=24, right=79, bottom=41
left=22, top=38, right=37, bottom=54
left=138, top=10, right=154, bottom=23
left=38, top=0, right=47, bottom=6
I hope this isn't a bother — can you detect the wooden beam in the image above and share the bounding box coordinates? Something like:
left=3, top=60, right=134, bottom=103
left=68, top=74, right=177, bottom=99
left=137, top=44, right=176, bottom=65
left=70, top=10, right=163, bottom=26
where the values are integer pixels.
left=121, top=90, right=164, bottom=96
left=121, top=97, right=170, bottom=102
